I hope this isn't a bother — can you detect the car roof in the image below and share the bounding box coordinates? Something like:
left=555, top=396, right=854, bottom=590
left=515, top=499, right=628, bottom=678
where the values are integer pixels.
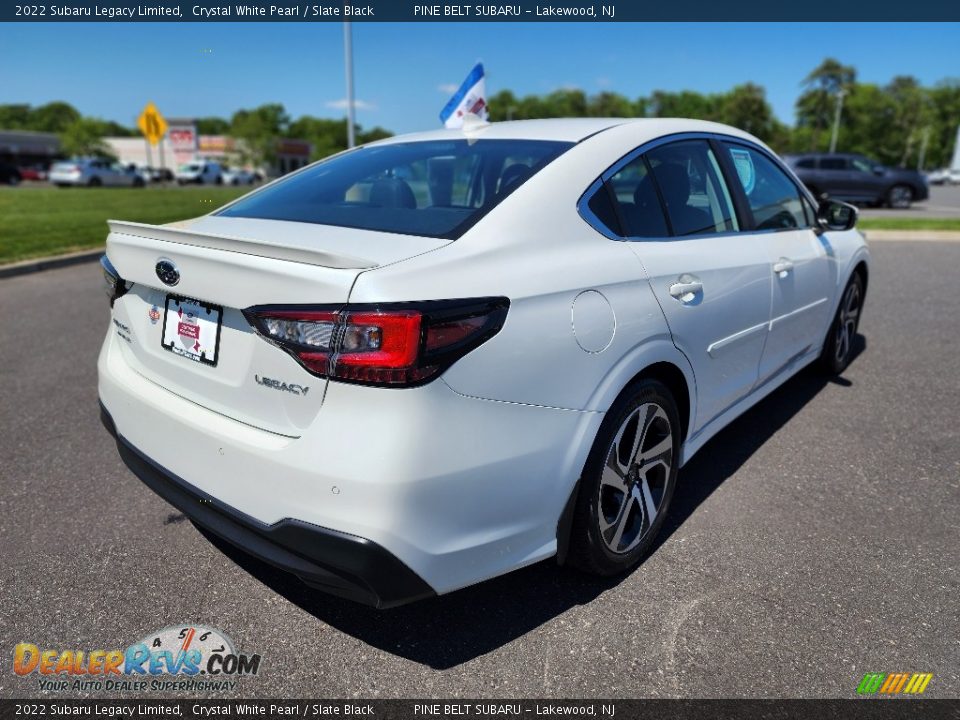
left=364, top=118, right=759, bottom=146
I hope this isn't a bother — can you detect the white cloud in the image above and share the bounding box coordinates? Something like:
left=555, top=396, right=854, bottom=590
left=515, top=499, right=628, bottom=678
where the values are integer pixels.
left=325, top=98, right=377, bottom=111
left=437, top=83, right=460, bottom=95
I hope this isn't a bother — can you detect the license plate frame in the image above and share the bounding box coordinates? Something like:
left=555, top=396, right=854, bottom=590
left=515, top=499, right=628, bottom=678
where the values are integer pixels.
left=160, top=294, right=223, bottom=367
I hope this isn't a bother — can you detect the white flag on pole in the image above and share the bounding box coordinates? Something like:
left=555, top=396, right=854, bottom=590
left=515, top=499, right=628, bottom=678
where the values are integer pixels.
left=439, top=63, right=488, bottom=129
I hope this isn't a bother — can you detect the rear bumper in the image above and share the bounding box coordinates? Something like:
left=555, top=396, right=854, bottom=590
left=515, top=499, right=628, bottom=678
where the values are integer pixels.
left=100, top=402, right=435, bottom=609
left=98, top=327, right=601, bottom=597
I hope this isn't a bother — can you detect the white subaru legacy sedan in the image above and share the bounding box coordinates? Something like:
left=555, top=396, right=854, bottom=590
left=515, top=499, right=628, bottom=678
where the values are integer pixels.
left=98, top=119, right=868, bottom=607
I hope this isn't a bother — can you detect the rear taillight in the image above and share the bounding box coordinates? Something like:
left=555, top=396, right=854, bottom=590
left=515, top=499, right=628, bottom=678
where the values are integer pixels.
left=100, top=255, right=130, bottom=307
left=243, top=298, right=509, bottom=388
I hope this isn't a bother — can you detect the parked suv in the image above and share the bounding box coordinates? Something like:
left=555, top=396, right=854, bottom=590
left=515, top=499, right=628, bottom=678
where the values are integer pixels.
left=176, top=161, right=223, bottom=185
left=784, top=153, right=928, bottom=209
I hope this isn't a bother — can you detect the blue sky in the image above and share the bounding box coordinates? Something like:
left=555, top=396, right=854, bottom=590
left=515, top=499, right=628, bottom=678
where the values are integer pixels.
left=2, top=22, right=958, bottom=134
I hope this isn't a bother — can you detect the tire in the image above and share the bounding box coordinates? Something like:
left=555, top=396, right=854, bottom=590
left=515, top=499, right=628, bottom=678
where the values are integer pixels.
left=88, top=177, right=102, bottom=187
left=886, top=184, right=912, bottom=209
left=568, top=379, right=681, bottom=576
left=820, top=272, right=864, bottom=375
left=133, top=178, right=145, bottom=188
left=215, top=176, right=223, bottom=185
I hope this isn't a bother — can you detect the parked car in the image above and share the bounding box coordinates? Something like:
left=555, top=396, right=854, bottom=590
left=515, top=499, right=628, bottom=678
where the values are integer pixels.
left=148, top=167, right=175, bottom=183
left=784, top=152, right=928, bottom=208
left=175, top=161, right=223, bottom=185
left=926, top=167, right=960, bottom=186
left=0, top=162, right=22, bottom=185
left=221, top=167, right=257, bottom=186
left=126, top=164, right=152, bottom=185
left=50, top=158, right=145, bottom=187
left=99, top=118, right=869, bottom=607
left=18, top=164, right=48, bottom=181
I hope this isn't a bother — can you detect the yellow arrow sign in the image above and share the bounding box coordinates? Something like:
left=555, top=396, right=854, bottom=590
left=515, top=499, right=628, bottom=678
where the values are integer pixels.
left=137, top=102, right=168, bottom=146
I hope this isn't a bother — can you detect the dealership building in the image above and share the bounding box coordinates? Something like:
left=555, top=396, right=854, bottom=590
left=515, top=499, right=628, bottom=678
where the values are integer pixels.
left=104, top=119, right=312, bottom=178
left=0, top=130, right=60, bottom=166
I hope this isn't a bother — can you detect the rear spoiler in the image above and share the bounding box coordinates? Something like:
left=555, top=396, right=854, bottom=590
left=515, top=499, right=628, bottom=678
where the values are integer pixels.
left=107, top=220, right=378, bottom=270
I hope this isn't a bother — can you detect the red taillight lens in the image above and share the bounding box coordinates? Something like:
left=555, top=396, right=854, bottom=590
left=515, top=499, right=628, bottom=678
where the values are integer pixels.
left=244, top=298, right=509, bottom=388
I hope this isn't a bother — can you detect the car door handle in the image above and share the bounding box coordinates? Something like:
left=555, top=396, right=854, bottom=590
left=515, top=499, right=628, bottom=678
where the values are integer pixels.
left=669, top=280, right=703, bottom=300
left=773, top=258, right=795, bottom=275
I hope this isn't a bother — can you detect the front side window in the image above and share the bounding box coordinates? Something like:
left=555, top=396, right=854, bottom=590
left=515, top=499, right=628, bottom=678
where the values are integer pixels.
left=219, top=139, right=572, bottom=239
left=850, top=157, right=874, bottom=173
left=645, top=140, right=739, bottom=236
left=723, top=143, right=810, bottom=231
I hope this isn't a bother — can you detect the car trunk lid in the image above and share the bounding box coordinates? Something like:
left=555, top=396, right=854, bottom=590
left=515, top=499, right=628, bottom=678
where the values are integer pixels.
left=106, top=216, right=449, bottom=436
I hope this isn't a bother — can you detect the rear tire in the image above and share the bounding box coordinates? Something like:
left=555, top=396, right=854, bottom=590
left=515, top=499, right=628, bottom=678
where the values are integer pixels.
left=886, top=184, right=912, bottom=209
left=88, top=177, right=102, bottom=187
left=568, top=379, right=680, bottom=576
left=820, top=273, right=864, bottom=375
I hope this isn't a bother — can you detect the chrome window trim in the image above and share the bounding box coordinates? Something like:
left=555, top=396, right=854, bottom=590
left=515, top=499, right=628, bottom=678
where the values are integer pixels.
left=577, top=131, right=820, bottom=242
left=579, top=177, right=622, bottom=241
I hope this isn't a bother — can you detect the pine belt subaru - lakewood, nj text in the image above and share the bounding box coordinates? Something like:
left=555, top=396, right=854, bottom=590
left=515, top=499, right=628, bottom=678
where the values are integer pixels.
left=98, top=118, right=869, bottom=607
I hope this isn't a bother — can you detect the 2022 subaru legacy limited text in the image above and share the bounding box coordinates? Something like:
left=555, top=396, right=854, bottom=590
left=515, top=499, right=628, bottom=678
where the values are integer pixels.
left=98, top=118, right=869, bottom=607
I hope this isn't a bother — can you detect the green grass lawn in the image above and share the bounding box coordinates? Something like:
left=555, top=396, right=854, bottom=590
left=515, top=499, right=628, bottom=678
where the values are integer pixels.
left=3, top=185, right=959, bottom=265
left=857, top=217, right=960, bottom=231
left=0, top=186, right=248, bottom=264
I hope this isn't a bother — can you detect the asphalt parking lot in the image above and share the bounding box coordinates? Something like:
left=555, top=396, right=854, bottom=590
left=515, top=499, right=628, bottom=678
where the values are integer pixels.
left=860, top=184, right=960, bottom=218
left=1, top=239, right=958, bottom=700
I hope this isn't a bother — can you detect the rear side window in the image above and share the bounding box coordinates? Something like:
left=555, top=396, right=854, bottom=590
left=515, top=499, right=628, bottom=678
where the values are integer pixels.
left=607, top=155, right=669, bottom=237
left=646, top=140, right=739, bottom=236
left=219, top=139, right=573, bottom=239
left=795, top=158, right=816, bottom=169
left=723, top=143, right=810, bottom=231
left=585, top=183, right=623, bottom=236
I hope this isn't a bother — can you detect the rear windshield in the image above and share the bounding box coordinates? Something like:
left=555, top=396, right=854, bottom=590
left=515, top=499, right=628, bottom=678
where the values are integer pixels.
left=217, top=139, right=573, bottom=239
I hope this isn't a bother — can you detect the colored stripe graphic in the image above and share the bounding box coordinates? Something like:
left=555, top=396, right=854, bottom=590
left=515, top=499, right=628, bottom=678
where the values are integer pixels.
left=857, top=673, right=886, bottom=694
left=859, top=672, right=933, bottom=695
left=904, top=673, right=933, bottom=694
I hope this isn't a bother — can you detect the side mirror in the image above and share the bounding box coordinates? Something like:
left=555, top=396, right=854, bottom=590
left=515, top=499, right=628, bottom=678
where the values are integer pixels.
left=817, top=199, right=858, bottom=232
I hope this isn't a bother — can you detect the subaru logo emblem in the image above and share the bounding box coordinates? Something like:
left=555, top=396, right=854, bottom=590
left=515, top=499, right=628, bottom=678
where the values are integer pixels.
left=155, top=259, right=180, bottom=287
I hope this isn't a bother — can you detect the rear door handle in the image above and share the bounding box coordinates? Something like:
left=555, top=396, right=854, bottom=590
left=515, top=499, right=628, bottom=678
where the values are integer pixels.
left=669, top=279, right=703, bottom=300
left=773, top=258, right=795, bottom=276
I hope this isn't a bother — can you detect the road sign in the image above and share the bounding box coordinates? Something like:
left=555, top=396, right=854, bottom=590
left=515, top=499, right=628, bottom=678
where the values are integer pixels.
left=137, top=102, right=168, bottom=146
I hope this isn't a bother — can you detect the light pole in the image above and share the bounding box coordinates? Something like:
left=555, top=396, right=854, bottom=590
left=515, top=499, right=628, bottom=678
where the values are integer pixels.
left=343, top=20, right=356, bottom=149
left=829, top=88, right=846, bottom=154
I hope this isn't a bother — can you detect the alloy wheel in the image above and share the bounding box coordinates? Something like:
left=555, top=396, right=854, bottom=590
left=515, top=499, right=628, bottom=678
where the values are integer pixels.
left=835, top=281, right=861, bottom=364
left=598, top=403, right=673, bottom=555
left=889, top=185, right=911, bottom=209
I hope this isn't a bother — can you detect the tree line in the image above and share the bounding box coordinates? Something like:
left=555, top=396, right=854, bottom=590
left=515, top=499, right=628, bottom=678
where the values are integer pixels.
left=489, top=59, right=960, bottom=169
left=2, top=58, right=957, bottom=168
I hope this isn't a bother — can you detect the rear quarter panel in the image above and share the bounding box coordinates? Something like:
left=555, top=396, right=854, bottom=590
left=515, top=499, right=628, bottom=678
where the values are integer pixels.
left=347, top=122, right=724, bottom=415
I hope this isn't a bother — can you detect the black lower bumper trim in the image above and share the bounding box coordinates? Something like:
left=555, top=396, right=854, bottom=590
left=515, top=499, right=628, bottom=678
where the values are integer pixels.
left=100, top=401, right=436, bottom=608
